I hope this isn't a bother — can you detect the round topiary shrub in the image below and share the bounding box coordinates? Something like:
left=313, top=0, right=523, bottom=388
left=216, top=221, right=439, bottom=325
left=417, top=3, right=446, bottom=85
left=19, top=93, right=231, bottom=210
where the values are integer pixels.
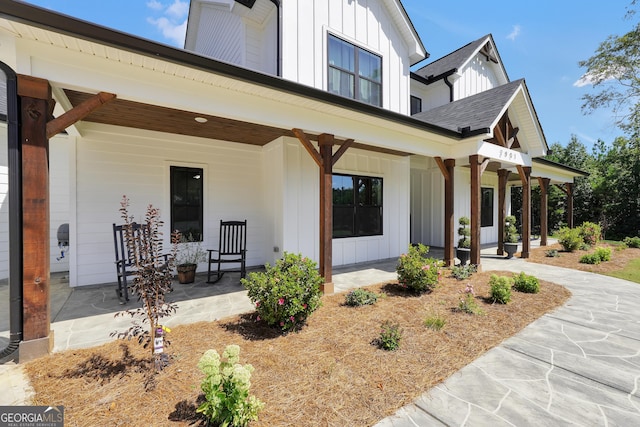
left=344, top=288, right=380, bottom=307
left=396, top=244, right=441, bottom=293
left=512, top=272, right=540, bottom=293
left=241, top=252, right=323, bottom=332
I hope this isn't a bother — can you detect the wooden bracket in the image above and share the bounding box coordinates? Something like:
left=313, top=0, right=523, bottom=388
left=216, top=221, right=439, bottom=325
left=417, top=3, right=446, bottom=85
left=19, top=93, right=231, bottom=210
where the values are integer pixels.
left=292, top=128, right=322, bottom=167
left=331, top=139, right=354, bottom=167
left=46, top=91, right=116, bottom=139
left=435, top=157, right=450, bottom=181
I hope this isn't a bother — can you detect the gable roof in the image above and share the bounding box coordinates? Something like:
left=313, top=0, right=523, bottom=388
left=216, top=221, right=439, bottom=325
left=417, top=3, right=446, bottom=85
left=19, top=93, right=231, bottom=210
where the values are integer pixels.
left=413, top=79, right=523, bottom=134
left=413, top=34, right=507, bottom=83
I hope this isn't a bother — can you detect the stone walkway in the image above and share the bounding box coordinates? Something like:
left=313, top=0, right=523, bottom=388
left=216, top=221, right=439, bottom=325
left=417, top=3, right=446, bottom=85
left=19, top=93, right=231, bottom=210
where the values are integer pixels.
left=375, top=256, right=640, bottom=426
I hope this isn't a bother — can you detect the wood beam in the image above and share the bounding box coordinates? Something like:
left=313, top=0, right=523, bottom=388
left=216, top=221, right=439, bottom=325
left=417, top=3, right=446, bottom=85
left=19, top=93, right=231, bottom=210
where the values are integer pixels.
left=493, top=119, right=508, bottom=147
left=443, top=159, right=455, bottom=266
left=17, top=75, right=52, bottom=359
left=46, top=91, right=116, bottom=139
left=331, top=138, right=354, bottom=167
left=537, top=177, right=550, bottom=246
left=517, top=165, right=531, bottom=258
left=497, top=169, right=510, bottom=255
left=434, top=157, right=450, bottom=181
left=318, top=133, right=334, bottom=294
left=292, top=128, right=322, bottom=167
left=470, top=155, right=481, bottom=266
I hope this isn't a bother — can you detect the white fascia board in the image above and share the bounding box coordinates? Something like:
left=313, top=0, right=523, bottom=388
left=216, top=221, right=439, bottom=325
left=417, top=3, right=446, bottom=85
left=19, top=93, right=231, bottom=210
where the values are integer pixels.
left=531, top=162, right=582, bottom=183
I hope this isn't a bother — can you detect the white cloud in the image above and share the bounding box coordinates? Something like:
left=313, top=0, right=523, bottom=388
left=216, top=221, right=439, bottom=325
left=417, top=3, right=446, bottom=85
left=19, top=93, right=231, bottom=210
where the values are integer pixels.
left=573, top=74, right=594, bottom=88
left=507, top=25, right=521, bottom=41
left=146, top=0, right=164, bottom=11
left=147, top=16, right=187, bottom=46
left=166, top=0, right=189, bottom=19
left=146, top=0, right=189, bottom=47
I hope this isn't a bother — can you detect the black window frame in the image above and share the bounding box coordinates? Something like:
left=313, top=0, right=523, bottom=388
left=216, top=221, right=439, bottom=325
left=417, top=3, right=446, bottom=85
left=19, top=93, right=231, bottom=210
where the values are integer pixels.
left=332, top=173, right=383, bottom=238
left=327, top=33, right=382, bottom=107
left=170, top=166, right=204, bottom=241
left=481, top=187, right=494, bottom=228
left=410, top=95, right=422, bottom=115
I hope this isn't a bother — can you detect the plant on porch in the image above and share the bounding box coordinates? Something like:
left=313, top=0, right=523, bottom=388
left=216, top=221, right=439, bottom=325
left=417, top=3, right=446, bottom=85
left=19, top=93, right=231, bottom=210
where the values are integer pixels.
left=456, top=216, right=471, bottom=265
left=504, top=215, right=519, bottom=259
left=241, top=252, right=323, bottom=332
left=111, top=196, right=180, bottom=371
left=176, top=233, right=207, bottom=284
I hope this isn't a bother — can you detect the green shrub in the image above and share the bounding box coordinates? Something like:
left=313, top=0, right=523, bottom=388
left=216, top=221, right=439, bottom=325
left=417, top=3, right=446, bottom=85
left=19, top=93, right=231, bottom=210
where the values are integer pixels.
left=557, top=227, right=582, bottom=252
left=624, top=236, right=640, bottom=248
left=424, top=315, right=446, bottom=331
left=580, top=253, right=601, bottom=264
left=345, top=288, right=380, bottom=307
left=512, top=272, right=540, bottom=293
left=377, top=321, right=402, bottom=351
left=580, top=222, right=602, bottom=246
left=489, top=275, right=512, bottom=304
left=396, top=244, right=441, bottom=293
left=457, top=283, right=484, bottom=315
left=545, top=249, right=559, bottom=257
left=241, top=252, right=323, bottom=332
left=196, top=345, right=264, bottom=427
left=504, top=215, right=518, bottom=243
left=458, top=216, right=471, bottom=248
left=450, top=263, right=477, bottom=280
left=595, top=247, right=612, bottom=262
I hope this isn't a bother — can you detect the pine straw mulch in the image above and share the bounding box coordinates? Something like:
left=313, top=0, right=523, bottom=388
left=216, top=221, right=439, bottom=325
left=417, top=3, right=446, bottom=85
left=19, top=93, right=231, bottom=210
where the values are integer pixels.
left=25, top=270, right=571, bottom=427
left=524, top=242, right=640, bottom=274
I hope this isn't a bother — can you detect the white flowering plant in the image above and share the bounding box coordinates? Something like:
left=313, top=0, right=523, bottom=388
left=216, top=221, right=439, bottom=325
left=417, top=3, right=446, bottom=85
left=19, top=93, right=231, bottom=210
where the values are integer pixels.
left=396, top=244, right=442, bottom=293
left=196, top=345, right=264, bottom=427
left=241, top=252, right=323, bottom=332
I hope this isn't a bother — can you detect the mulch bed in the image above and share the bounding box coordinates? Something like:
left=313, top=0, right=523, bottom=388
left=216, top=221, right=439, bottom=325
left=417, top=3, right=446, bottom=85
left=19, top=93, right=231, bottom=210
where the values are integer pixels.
left=524, top=242, right=640, bottom=274
left=26, top=270, right=571, bottom=427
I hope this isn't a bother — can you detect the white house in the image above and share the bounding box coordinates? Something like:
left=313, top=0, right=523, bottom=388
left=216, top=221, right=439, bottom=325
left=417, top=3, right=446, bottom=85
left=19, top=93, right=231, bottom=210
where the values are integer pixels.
left=0, top=0, right=583, bottom=359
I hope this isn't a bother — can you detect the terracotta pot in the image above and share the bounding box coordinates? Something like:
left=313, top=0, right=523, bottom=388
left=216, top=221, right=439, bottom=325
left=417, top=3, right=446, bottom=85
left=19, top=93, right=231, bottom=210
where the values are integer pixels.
left=177, top=263, right=197, bottom=284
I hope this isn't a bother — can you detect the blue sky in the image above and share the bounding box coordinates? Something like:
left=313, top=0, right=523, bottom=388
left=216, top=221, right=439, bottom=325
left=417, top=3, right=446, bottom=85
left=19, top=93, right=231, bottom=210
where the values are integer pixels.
left=23, top=0, right=635, bottom=149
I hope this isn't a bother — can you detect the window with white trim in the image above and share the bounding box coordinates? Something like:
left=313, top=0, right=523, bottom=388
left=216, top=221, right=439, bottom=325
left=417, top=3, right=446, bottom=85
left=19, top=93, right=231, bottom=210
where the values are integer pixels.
left=328, top=34, right=382, bottom=107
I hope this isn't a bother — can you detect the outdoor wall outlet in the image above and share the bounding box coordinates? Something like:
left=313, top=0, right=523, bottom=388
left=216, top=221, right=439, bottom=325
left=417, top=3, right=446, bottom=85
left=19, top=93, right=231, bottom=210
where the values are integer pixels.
left=273, top=246, right=279, bottom=252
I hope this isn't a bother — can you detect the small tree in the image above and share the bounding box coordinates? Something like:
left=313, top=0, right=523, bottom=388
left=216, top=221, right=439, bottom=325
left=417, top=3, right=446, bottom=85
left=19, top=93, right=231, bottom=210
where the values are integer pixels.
left=112, top=196, right=180, bottom=371
left=504, top=215, right=518, bottom=243
left=458, top=216, right=471, bottom=248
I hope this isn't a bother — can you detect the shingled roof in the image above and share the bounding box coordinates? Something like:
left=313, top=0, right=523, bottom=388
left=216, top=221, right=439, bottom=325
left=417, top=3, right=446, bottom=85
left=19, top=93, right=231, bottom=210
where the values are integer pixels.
left=413, top=34, right=506, bottom=82
left=412, top=79, right=524, bottom=135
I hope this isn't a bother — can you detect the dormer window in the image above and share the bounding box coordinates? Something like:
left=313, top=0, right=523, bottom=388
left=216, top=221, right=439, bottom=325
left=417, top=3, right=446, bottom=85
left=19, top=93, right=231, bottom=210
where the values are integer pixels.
left=328, top=34, right=382, bottom=107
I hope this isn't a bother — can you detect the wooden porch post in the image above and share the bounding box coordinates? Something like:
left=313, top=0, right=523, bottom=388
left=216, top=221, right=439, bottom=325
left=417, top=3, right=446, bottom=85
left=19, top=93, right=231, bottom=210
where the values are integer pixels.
left=517, top=166, right=532, bottom=258
left=565, top=183, right=574, bottom=228
left=435, top=158, right=455, bottom=266
left=292, top=129, right=354, bottom=294
left=18, top=75, right=52, bottom=360
left=469, top=155, right=481, bottom=266
left=497, top=169, right=510, bottom=256
left=537, top=177, right=550, bottom=246
left=318, top=133, right=334, bottom=294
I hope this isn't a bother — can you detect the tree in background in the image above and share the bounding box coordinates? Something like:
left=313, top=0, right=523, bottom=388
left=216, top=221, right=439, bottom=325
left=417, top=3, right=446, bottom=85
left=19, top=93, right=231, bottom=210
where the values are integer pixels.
left=578, top=1, right=640, bottom=135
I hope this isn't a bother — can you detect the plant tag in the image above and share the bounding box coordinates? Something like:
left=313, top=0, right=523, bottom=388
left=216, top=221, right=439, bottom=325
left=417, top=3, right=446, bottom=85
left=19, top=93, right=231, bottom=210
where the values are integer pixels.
left=154, top=327, right=164, bottom=354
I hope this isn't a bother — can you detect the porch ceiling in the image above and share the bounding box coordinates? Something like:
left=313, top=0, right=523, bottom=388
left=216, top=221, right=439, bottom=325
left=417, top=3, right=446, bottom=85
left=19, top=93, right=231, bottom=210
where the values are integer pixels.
left=63, top=89, right=411, bottom=156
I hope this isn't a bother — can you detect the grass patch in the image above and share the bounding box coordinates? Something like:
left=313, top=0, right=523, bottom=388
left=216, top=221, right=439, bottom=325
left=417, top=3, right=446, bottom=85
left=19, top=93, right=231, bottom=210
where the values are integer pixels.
left=604, top=258, right=640, bottom=284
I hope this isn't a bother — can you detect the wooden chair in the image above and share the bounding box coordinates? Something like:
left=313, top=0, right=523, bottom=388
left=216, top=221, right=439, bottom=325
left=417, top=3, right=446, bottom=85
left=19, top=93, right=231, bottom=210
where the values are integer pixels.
left=207, top=220, right=247, bottom=284
left=112, top=222, right=168, bottom=303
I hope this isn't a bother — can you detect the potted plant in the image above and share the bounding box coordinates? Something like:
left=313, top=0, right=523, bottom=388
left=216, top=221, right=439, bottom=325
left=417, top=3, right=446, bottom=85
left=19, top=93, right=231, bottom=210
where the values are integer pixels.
left=176, top=233, right=207, bottom=284
left=456, top=216, right=471, bottom=265
left=504, top=215, right=519, bottom=259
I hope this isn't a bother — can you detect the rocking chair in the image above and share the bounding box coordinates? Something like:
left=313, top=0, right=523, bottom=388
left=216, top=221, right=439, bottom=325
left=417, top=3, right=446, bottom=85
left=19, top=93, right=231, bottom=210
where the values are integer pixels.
left=207, top=220, right=247, bottom=283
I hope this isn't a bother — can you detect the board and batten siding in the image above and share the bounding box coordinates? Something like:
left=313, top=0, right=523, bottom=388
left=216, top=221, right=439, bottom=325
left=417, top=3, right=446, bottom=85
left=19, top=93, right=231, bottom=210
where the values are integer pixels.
left=71, top=123, right=270, bottom=287
left=455, top=54, right=503, bottom=100
left=277, top=137, right=410, bottom=266
left=410, top=156, right=501, bottom=248
left=281, top=0, right=412, bottom=114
